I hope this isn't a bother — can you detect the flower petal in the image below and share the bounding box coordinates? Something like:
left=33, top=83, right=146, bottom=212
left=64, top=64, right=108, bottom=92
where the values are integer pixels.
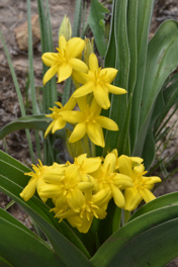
left=69, top=123, right=87, bottom=143
left=44, top=121, right=55, bottom=137
left=140, top=188, right=156, bottom=203
left=52, top=117, right=66, bottom=133
left=64, top=96, right=77, bottom=110
left=67, top=38, right=85, bottom=58
left=95, top=116, right=119, bottom=131
left=111, top=184, right=125, bottom=208
left=105, top=83, right=127, bottom=95
left=82, top=157, right=102, bottom=173
left=145, top=176, right=161, bottom=185
left=72, top=82, right=93, bottom=98
left=20, top=178, right=37, bottom=201
left=72, top=70, right=90, bottom=84
left=41, top=52, right=58, bottom=67
left=62, top=110, right=83, bottom=123
left=57, top=63, right=72, bottom=83
left=87, top=122, right=104, bottom=147
left=103, top=153, right=116, bottom=173
left=69, top=58, right=88, bottom=73
left=58, top=35, right=67, bottom=50
left=117, top=155, right=134, bottom=178
left=89, top=53, right=99, bottom=72
left=124, top=188, right=142, bottom=211
left=93, top=85, right=110, bottom=109
left=67, top=188, right=85, bottom=212
left=43, top=65, right=58, bottom=85
left=100, top=68, right=118, bottom=83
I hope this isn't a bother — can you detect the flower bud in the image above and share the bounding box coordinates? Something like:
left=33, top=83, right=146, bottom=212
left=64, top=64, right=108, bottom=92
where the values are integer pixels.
left=83, top=37, right=94, bottom=67
left=58, top=15, right=72, bottom=41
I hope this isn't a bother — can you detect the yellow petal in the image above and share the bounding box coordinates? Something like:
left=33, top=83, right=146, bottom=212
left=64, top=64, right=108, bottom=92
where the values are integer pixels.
left=43, top=65, right=58, bottom=85
left=77, top=182, right=94, bottom=191
left=67, top=214, right=83, bottom=228
left=69, top=58, right=88, bottom=73
left=103, top=153, right=116, bottom=173
left=130, top=157, right=144, bottom=165
left=113, top=174, right=133, bottom=188
left=105, top=83, right=127, bottom=95
left=69, top=123, right=87, bottom=143
left=41, top=52, right=58, bottom=67
left=82, top=157, right=101, bottom=173
left=72, top=70, right=90, bottom=84
left=67, top=37, right=85, bottom=58
left=124, top=188, right=142, bottom=211
left=64, top=96, right=77, bottom=110
left=77, top=96, right=88, bottom=111
left=61, top=110, right=83, bottom=123
left=77, top=215, right=93, bottom=233
left=145, top=176, right=161, bottom=185
left=95, top=116, right=119, bottom=131
left=58, top=35, right=67, bottom=50
left=87, top=122, right=104, bottom=147
left=117, top=155, right=134, bottom=178
left=93, top=85, right=110, bottom=109
left=140, top=188, right=156, bottom=203
left=39, top=184, right=61, bottom=198
left=44, top=121, right=55, bottom=137
left=67, top=189, right=85, bottom=212
left=111, top=184, right=125, bottom=208
left=100, top=68, right=118, bottom=83
left=89, top=53, right=99, bottom=72
left=57, top=63, right=72, bottom=83
left=52, top=117, right=66, bottom=133
left=20, top=178, right=37, bottom=201
left=72, top=82, right=93, bottom=98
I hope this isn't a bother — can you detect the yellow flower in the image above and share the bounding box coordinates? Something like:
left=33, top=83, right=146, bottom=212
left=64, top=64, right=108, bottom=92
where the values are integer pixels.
left=72, top=53, right=127, bottom=109
left=39, top=163, right=94, bottom=213
left=55, top=190, right=107, bottom=233
left=62, top=97, right=119, bottom=147
left=71, top=153, right=102, bottom=182
left=20, top=160, right=48, bottom=202
left=117, top=155, right=161, bottom=211
left=44, top=96, right=77, bottom=137
left=42, top=35, right=88, bottom=85
left=92, top=153, right=133, bottom=209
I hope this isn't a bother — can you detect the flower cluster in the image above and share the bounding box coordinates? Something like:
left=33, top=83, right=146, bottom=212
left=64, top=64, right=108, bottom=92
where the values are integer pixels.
left=20, top=19, right=161, bottom=234
left=20, top=150, right=161, bottom=233
left=42, top=34, right=126, bottom=148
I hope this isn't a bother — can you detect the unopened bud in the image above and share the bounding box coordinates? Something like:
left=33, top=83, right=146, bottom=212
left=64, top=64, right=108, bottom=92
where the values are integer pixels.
left=83, top=38, right=94, bottom=67
left=59, top=15, right=72, bottom=41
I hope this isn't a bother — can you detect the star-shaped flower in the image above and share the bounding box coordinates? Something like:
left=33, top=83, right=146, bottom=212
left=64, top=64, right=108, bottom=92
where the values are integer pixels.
left=117, top=155, right=161, bottom=211
left=72, top=53, right=127, bottom=109
left=42, top=35, right=88, bottom=85
left=44, top=96, right=77, bottom=137
left=62, top=97, right=119, bottom=147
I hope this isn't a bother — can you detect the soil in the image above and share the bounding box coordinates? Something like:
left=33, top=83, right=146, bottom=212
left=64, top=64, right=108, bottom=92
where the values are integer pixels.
left=0, top=0, right=178, bottom=266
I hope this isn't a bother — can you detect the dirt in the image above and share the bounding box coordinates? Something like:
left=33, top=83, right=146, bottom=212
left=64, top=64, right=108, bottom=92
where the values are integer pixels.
left=0, top=0, right=178, bottom=265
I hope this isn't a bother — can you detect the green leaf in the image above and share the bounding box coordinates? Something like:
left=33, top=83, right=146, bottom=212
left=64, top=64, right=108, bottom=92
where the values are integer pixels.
left=130, top=192, right=178, bottom=221
left=88, top=0, right=109, bottom=57
left=0, top=255, right=13, bottom=267
left=133, top=20, right=178, bottom=157
left=0, top=115, right=66, bottom=140
left=0, top=209, right=64, bottom=267
left=103, top=0, right=130, bottom=155
left=91, top=204, right=178, bottom=266
left=73, top=0, right=83, bottom=37
left=130, top=0, right=155, bottom=151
